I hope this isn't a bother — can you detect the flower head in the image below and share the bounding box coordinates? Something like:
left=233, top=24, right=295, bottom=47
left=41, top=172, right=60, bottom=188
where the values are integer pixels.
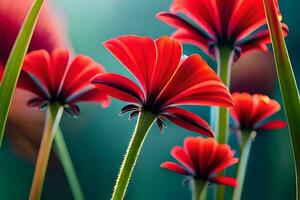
left=157, top=0, right=288, bottom=59
left=161, top=137, right=238, bottom=187
left=230, top=92, right=286, bottom=131
left=18, top=48, right=110, bottom=116
left=92, top=35, right=233, bottom=136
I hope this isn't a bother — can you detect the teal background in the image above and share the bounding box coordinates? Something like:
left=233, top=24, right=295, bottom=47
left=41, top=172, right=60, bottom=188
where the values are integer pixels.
left=0, top=0, right=299, bottom=199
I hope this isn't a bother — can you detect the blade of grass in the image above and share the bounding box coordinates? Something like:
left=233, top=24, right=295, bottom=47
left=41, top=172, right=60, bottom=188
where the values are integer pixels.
left=263, top=0, right=300, bottom=198
left=0, top=0, right=45, bottom=146
left=54, top=128, right=85, bottom=200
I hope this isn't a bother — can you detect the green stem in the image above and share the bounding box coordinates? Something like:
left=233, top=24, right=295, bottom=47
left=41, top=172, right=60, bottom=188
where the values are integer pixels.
left=54, top=128, right=85, bottom=200
left=111, top=111, right=156, bottom=200
left=192, top=179, right=207, bottom=200
left=232, top=130, right=256, bottom=200
left=214, top=46, right=234, bottom=200
left=263, top=1, right=300, bottom=199
left=0, top=0, right=44, bottom=146
left=29, top=103, right=63, bottom=200
left=215, top=45, right=235, bottom=144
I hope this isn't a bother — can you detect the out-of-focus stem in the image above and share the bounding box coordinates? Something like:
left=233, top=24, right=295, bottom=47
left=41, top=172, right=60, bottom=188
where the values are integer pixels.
left=29, top=103, right=63, bottom=200
left=54, top=128, right=85, bottom=200
left=192, top=179, right=207, bottom=200
left=232, top=130, right=257, bottom=200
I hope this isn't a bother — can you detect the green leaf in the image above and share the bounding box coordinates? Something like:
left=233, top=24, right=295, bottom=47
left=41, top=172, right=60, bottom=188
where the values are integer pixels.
left=0, top=0, right=45, bottom=145
left=263, top=0, right=300, bottom=198
left=54, top=128, right=85, bottom=200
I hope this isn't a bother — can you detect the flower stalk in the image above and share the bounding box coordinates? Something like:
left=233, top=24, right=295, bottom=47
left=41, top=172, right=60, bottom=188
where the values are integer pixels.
left=214, top=46, right=234, bottom=200
left=263, top=0, right=300, bottom=198
left=215, top=45, right=235, bottom=144
left=0, top=0, right=44, bottom=146
left=54, top=128, right=85, bottom=200
left=192, top=179, right=207, bottom=200
left=232, top=130, right=257, bottom=200
left=112, top=111, right=156, bottom=200
left=29, top=103, right=63, bottom=200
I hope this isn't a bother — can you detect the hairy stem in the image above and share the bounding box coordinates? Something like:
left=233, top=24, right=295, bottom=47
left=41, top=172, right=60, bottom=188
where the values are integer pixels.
left=111, top=111, right=156, bottom=200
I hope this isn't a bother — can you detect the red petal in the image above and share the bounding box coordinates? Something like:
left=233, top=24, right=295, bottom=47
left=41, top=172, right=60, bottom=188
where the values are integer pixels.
left=22, top=49, right=51, bottom=92
left=257, top=120, right=286, bottom=130
left=229, top=0, right=283, bottom=41
left=160, top=161, right=189, bottom=175
left=18, top=70, right=49, bottom=100
left=103, top=35, right=156, bottom=94
left=67, top=87, right=110, bottom=108
left=209, top=176, right=237, bottom=187
left=230, top=92, right=254, bottom=127
left=162, top=107, right=214, bottom=137
left=206, top=144, right=236, bottom=174
left=158, top=54, right=232, bottom=108
left=229, top=0, right=266, bottom=41
left=171, top=146, right=195, bottom=174
left=184, top=137, right=201, bottom=173
left=62, top=56, right=103, bottom=97
left=92, top=73, right=144, bottom=104
left=49, top=48, right=70, bottom=95
left=238, top=23, right=289, bottom=54
left=156, top=12, right=212, bottom=54
left=197, top=138, right=218, bottom=176
left=215, top=0, right=242, bottom=35
left=166, top=81, right=233, bottom=107
left=170, top=0, right=220, bottom=38
left=251, top=94, right=281, bottom=126
left=209, top=158, right=238, bottom=175
left=148, top=36, right=182, bottom=98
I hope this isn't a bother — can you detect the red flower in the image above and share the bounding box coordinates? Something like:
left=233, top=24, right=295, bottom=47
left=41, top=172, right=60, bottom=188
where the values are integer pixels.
left=18, top=48, right=110, bottom=116
left=161, top=137, right=238, bottom=187
left=92, top=35, right=233, bottom=137
left=157, top=0, right=288, bottom=59
left=0, top=0, right=66, bottom=64
left=0, top=0, right=68, bottom=160
left=230, top=92, right=286, bottom=131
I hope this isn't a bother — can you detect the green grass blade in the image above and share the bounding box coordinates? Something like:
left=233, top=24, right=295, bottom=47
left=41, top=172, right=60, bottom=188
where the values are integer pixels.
left=0, top=0, right=45, bottom=145
left=54, top=128, right=85, bottom=200
left=263, top=0, right=300, bottom=198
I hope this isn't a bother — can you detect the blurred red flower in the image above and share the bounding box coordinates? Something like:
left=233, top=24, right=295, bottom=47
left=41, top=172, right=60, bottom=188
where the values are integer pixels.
left=0, top=0, right=66, bottom=64
left=0, top=0, right=68, bottom=159
left=230, top=92, right=286, bottom=131
left=92, top=35, right=233, bottom=136
left=161, top=137, right=238, bottom=187
left=18, top=48, right=110, bottom=116
left=157, top=0, right=288, bottom=59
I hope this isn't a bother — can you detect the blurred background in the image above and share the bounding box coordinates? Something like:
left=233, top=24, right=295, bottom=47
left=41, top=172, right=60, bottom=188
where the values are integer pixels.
left=0, top=0, right=299, bottom=199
